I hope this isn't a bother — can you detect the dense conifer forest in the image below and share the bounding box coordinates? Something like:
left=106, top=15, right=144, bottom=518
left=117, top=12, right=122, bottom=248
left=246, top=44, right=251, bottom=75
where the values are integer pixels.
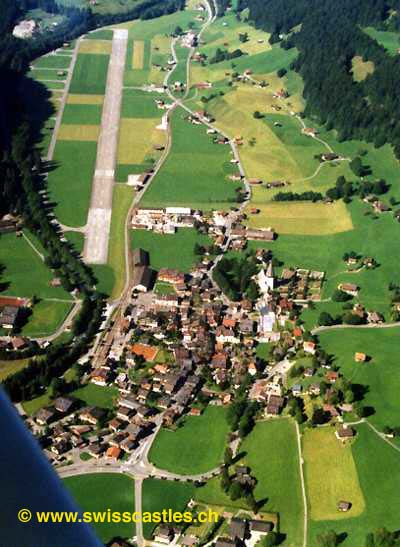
left=243, top=0, right=400, bottom=157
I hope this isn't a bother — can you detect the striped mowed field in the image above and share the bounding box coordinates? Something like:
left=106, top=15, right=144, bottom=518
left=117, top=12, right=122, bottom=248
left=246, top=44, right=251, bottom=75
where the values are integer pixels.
left=117, top=118, right=166, bottom=164
left=132, top=40, right=145, bottom=69
left=58, top=124, right=100, bottom=141
left=67, top=94, right=104, bottom=105
left=79, top=39, right=113, bottom=55
left=303, top=428, right=365, bottom=521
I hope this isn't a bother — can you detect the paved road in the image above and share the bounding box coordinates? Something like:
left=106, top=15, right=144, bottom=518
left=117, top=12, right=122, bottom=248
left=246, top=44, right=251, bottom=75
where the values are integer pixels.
left=295, top=422, right=308, bottom=547
left=311, top=321, right=400, bottom=335
left=83, top=29, right=128, bottom=264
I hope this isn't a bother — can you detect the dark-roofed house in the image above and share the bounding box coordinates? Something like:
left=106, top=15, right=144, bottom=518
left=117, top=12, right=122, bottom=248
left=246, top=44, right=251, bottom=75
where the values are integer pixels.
left=0, top=306, right=19, bottom=329
left=133, top=248, right=150, bottom=268
left=249, top=520, right=273, bottom=533
left=132, top=266, right=154, bottom=292
left=229, top=518, right=247, bottom=540
left=215, top=538, right=237, bottom=547
left=53, top=396, right=75, bottom=414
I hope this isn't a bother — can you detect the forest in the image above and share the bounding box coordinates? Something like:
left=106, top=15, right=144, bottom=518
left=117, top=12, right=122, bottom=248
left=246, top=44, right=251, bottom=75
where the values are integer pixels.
left=242, top=0, right=400, bottom=158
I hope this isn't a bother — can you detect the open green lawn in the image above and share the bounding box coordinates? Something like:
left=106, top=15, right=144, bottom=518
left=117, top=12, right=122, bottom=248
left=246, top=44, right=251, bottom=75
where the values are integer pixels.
left=86, top=29, right=114, bottom=40
left=142, top=479, right=195, bottom=539
left=70, top=53, right=110, bottom=94
left=309, top=423, right=400, bottom=546
left=71, top=383, right=119, bottom=409
left=48, top=140, right=97, bottom=227
left=62, top=103, right=102, bottom=125
left=33, top=54, right=71, bottom=69
left=364, top=26, right=400, bottom=55
left=22, top=300, right=72, bottom=337
left=140, top=107, right=240, bottom=209
left=170, top=43, right=190, bottom=91
left=92, top=265, right=116, bottom=296
left=121, top=89, right=166, bottom=118
left=107, top=184, right=134, bottom=299
left=241, top=419, right=304, bottom=547
left=22, top=391, right=52, bottom=415
left=65, top=231, right=84, bottom=253
left=303, top=427, right=365, bottom=521
left=0, top=231, right=68, bottom=299
left=131, top=228, right=212, bottom=273
left=63, top=473, right=135, bottom=543
left=318, top=328, right=400, bottom=430
left=149, top=406, right=229, bottom=474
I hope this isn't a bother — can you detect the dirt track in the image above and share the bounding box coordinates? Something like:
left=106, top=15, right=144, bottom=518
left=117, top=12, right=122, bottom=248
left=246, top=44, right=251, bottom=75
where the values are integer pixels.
left=83, top=29, right=128, bottom=264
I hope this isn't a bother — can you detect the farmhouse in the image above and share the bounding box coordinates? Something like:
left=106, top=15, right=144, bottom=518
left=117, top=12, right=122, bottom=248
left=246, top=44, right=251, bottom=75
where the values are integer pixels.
left=339, top=283, right=359, bottom=296
left=132, top=266, right=153, bottom=292
left=335, top=425, right=356, bottom=442
left=0, top=306, right=20, bottom=329
left=354, top=352, right=367, bottom=362
left=246, top=228, right=276, bottom=241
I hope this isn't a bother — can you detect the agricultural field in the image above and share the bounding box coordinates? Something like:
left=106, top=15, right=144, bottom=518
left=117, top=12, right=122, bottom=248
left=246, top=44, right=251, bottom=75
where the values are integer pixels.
left=107, top=185, right=134, bottom=299
left=69, top=51, right=110, bottom=94
left=63, top=473, right=135, bottom=543
left=303, top=428, right=365, bottom=521
left=0, top=359, right=31, bottom=382
left=240, top=419, right=304, bottom=547
left=47, top=140, right=98, bottom=227
left=140, top=107, right=241, bottom=210
left=308, top=423, right=400, bottom=546
left=130, top=228, right=212, bottom=274
left=149, top=406, right=229, bottom=474
left=142, top=479, right=195, bottom=539
left=318, top=328, right=400, bottom=430
left=120, top=10, right=201, bottom=87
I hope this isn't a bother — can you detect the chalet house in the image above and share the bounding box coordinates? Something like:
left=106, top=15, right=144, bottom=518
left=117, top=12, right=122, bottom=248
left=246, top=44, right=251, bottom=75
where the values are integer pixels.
left=0, top=306, right=20, bottom=329
left=35, top=407, right=56, bottom=426
left=87, top=443, right=104, bottom=459
left=339, top=283, right=359, bottom=297
left=215, top=539, right=237, bottom=547
left=80, top=407, right=106, bottom=426
left=246, top=228, right=276, bottom=241
left=229, top=518, right=247, bottom=541
left=53, top=397, right=75, bottom=415
left=216, top=326, right=240, bottom=344
left=249, top=520, right=274, bottom=533
left=91, top=368, right=110, bottom=386
left=373, top=200, right=390, bottom=213
left=106, top=446, right=121, bottom=460
left=265, top=394, right=284, bottom=416
left=308, top=383, right=321, bottom=396
left=158, top=268, right=185, bottom=285
left=303, top=341, right=316, bottom=355
left=326, top=371, right=339, bottom=383
left=335, top=425, right=355, bottom=442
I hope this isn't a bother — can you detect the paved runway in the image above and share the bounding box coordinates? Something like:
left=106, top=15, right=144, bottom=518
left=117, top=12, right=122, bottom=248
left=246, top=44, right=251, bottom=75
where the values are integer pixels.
left=83, top=29, right=128, bottom=264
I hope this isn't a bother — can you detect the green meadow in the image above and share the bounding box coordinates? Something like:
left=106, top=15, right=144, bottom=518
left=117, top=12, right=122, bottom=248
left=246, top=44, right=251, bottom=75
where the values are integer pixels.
left=130, top=228, right=212, bottom=273
left=318, top=328, right=400, bottom=430
left=48, top=140, right=97, bottom=227
left=149, top=406, right=229, bottom=474
left=69, top=53, right=110, bottom=94
left=140, top=107, right=240, bottom=209
left=64, top=474, right=135, bottom=543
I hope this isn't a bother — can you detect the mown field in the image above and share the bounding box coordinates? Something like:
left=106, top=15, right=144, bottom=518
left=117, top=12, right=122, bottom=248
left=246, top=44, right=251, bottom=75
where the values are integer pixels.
left=308, top=423, right=400, bottom=546
left=140, top=107, right=240, bottom=209
left=47, top=140, right=97, bottom=227
left=318, top=328, right=400, bottom=430
left=149, top=406, right=229, bottom=474
left=303, top=428, right=365, bottom=521
left=64, top=473, right=135, bottom=543
left=142, top=479, right=195, bottom=539
left=69, top=53, right=110, bottom=94
left=130, top=228, right=212, bottom=273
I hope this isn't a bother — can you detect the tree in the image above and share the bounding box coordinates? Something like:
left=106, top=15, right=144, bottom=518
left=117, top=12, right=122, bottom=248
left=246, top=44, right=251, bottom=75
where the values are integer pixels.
left=316, top=530, right=339, bottom=547
left=224, top=447, right=233, bottom=465
left=277, top=68, right=287, bottom=78
left=318, top=312, right=335, bottom=326
left=253, top=110, right=263, bottom=119
left=262, top=533, right=279, bottom=547
left=238, top=32, right=249, bottom=43
left=332, top=289, right=353, bottom=302
left=311, top=407, right=329, bottom=426
left=229, top=481, right=243, bottom=501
